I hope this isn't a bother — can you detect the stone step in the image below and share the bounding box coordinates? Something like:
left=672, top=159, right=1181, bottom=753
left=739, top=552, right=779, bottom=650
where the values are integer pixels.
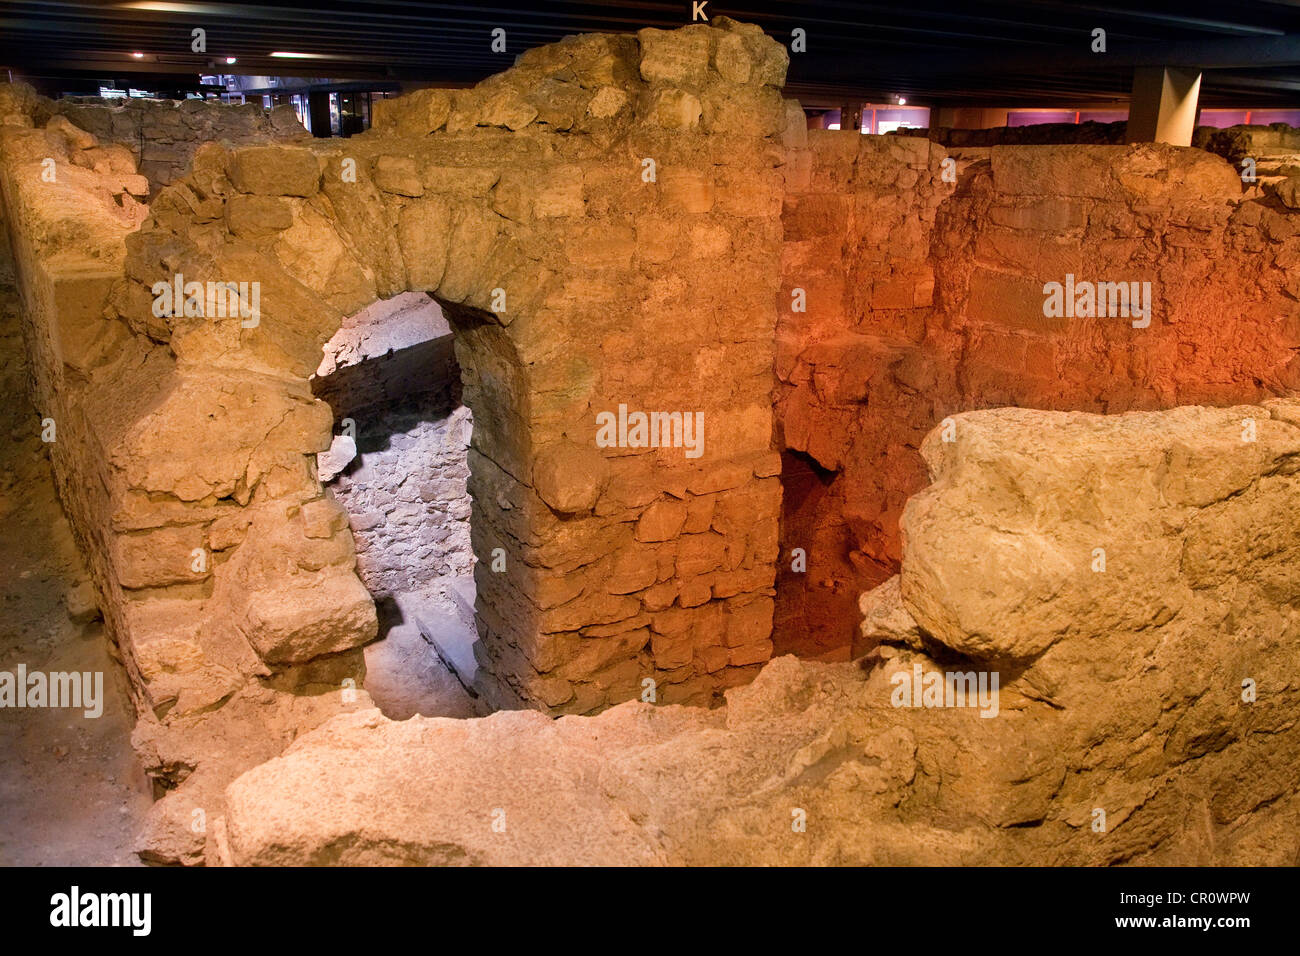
left=444, top=574, right=476, bottom=629
left=395, top=585, right=479, bottom=698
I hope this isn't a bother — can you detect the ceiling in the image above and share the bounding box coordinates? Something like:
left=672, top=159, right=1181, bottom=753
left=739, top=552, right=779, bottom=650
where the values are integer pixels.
left=2, top=0, right=1300, bottom=108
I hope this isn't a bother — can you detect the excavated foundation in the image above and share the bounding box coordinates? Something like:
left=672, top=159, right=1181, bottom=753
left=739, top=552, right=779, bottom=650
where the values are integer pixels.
left=2, top=16, right=1300, bottom=866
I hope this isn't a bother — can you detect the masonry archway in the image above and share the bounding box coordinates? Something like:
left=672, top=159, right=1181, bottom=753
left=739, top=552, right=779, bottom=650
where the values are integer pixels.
left=63, top=20, right=792, bottom=767
left=310, top=292, right=478, bottom=718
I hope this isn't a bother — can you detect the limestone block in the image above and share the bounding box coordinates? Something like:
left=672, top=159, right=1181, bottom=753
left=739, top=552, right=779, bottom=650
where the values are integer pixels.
left=532, top=441, right=608, bottom=515
left=637, top=27, right=711, bottom=87
left=316, top=434, right=357, bottom=482
left=724, top=596, right=773, bottom=649
left=372, top=155, right=423, bottom=197
left=714, top=16, right=789, bottom=87
left=225, top=194, right=293, bottom=236
left=84, top=143, right=136, bottom=175
left=420, top=165, right=500, bottom=197
left=586, top=86, right=629, bottom=119
left=222, top=709, right=670, bottom=865
left=45, top=258, right=116, bottom=373
left=713, top=33, right=752, bottom=83
left=480, top=84, right=539, bottom=130
left=437, top=207, right=501, bottom=303
left=238, top=568, right=377, bottom=664
left=526, top=79, right=589, bottom=131
left=780, top=98, right=807, bottom=150
left=1270, top=175, right=1300, bottom=210
left=568, top=223, right=636, bottom=269
left=47, top=113, right=96, bottom=150
left=490, top=169, right=534, bottom=222
left=899, top=405, right=1297, bottom=664
left=111, top=523, right=209, bottom=590
left=647, top=88, right=702, bottom=129
left=300, top=497, right=349, bottom=539
left=533, top=170, right=585, bottom=218
left=676, top=532, right=726, bottom=577
left=372, top=88, right=451, bottom=136
left=635, top=498, right=687, bottom=542
left=227, top=146, right=321, bottom=197
left=658, top=168, right=714, bottom=213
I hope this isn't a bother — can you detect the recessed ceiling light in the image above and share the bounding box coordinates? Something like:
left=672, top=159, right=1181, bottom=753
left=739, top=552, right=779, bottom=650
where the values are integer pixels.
left=131, top=52, right=145, bottom=58
left=122, top=3, right=233, bottom=13
left=898, top=97, right=907, bottom=105
left=225, top=56, right=237, bottom=64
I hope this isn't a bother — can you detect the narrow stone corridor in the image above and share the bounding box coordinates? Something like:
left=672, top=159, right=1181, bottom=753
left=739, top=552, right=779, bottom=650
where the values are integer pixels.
left=0, top=229, right=151, bottom=865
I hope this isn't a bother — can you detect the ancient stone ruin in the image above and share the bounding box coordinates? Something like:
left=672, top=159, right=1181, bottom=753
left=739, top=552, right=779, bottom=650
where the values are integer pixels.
left=1, top=16, right=1299, bottom=867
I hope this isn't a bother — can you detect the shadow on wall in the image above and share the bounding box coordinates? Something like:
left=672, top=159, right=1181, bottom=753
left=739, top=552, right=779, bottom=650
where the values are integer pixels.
left=309, top=293, right=480, bottom=720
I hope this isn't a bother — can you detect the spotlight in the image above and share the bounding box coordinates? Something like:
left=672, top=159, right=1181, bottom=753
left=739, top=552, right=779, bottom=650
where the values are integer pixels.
left=225, top=56, right=237, bottom=64
left=131, top=52, right=145, bottom=58
left=898, top=96, right=907, bottom=105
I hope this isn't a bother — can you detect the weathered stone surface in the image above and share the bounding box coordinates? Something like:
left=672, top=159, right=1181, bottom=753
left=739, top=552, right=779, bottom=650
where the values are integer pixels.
left=49, top=95, right=307, bottom=196
left=372, top=88, right=451, bottom=136
left=223, top=708, right=672, bottom=864
left=1271, top=174, right=1300, bottom=210
left=227, top=146, right=321, bottom=196
left=9, top=13, right=1299, bottom=869
left=647, top=88, right=702, bottom=129
left=372, top=154, right=423, bottom=196
left=776, top=132, right=1300, bottom=660
left=532, top=441, right=608, bottom=515
left=635, top=498, right=687, bottom=542
left=637, top=27, right=710, bottom=87
left=225, top=193, right=293, bottom=235
left=898, top=405, right=1298, bottom=663
left=219, top=404, right=1300, bottom=866
left=236, top=569, right=378, bottom=664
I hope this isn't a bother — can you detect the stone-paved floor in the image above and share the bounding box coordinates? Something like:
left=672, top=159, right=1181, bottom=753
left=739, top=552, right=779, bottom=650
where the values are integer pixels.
left=363, top=576, right=484, bottom=720
left=0, top=231, right=152, bottom=866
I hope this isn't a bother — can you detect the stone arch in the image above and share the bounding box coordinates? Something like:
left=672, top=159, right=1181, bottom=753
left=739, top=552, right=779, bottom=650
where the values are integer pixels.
left=108, top=16, right=793, bottom=728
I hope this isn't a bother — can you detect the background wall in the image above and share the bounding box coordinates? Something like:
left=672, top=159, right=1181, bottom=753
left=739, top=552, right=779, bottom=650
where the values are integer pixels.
left=49, top=96, right=308, bottom=196
left=775, top=132, right=1300, bottom=658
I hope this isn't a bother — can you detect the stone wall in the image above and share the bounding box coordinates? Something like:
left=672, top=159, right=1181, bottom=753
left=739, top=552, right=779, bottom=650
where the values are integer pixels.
left=1193, top=123, right=1300, bottom=182
left=894, top=120, right=1128, bottom=148
left=314, top=294, right=474, bottom=598
left=0, top=17, right=794, bottom=864
left=0, top=82, right=367, bottom=865
left=10, top=19, right=1300, bottom=866
left=774, top=131, right=953, bottom=658
left=213, top=403, right=1300, bottom=866
left=332, top=406, right=474, bottom=597
left=775, top=133, right=1300, bottom=658
left=50, top=96, right=308, bottom=196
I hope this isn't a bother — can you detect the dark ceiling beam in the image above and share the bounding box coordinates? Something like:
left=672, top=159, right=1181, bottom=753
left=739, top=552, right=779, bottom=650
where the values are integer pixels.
left=1, top=1, right=1298, bottom=110
left=856, top=32, right=1300, bottom=76
left=1208, top=73, right=1300, bottom=92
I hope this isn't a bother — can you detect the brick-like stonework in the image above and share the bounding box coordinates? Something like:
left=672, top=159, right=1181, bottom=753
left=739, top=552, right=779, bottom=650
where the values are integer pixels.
left=776, top=133, right=1300, bottom=658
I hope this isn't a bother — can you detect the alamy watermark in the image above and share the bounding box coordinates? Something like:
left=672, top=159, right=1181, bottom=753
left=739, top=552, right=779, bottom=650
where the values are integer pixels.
left=595, top=403, right=704, bottom=458
left=152, top=273, right=260, bottom=328
left=0, top=664, right=103, bottom=718
left=1043, top=274, right=1152, bottom=328
left=50, top=886, right=150, bottom=936
left=890, top=662, right=1000, bottom=718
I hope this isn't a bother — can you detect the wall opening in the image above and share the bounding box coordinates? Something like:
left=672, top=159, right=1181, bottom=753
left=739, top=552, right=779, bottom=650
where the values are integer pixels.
left=311, top=292, right=483, bottom=720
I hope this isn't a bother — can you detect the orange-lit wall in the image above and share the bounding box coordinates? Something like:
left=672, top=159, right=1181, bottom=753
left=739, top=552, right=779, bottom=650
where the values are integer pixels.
left=774, top=132, right=1300, bottom=657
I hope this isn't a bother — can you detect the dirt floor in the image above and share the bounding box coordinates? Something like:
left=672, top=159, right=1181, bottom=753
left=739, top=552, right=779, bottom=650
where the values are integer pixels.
left=0, top=231, right=152, bottom=866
